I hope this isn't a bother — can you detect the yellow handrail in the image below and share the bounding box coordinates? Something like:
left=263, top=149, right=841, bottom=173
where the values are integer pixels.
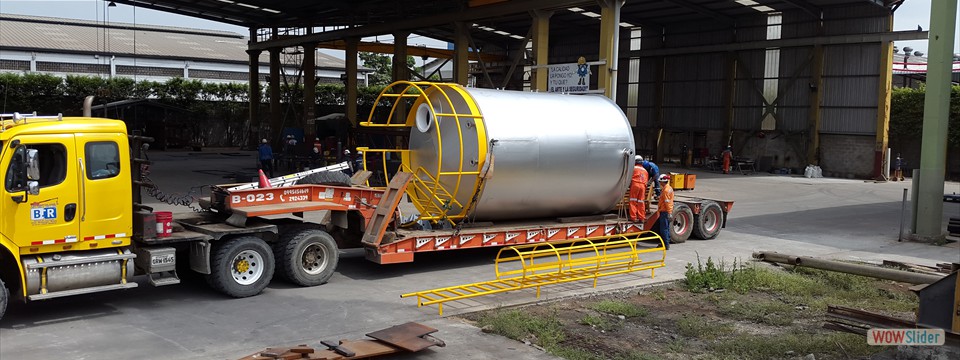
left=356, top=81, right=488, bottom=225
left=401, top=231, right=667, bottom=315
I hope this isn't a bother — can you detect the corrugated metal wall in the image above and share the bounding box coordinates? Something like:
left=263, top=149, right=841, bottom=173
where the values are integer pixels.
left=607, top=3, right=888, bottom=138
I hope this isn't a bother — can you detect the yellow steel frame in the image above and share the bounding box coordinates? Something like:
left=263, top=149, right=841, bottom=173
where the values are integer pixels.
left=358, top=81, right=488, bottom=225
left=401, top=231, right=667, bottom=315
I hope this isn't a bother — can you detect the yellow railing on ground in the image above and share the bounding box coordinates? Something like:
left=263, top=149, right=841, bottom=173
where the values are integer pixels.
left=401, top=231, right=667, bottom=315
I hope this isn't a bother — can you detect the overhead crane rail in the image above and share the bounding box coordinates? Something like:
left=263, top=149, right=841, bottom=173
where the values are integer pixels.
left=401, top=231, right=666, bottom=315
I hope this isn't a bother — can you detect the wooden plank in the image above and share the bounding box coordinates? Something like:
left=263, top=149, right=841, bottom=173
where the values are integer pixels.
left=362, top=172, right=413, bottom=245
left=365, top=322, right=438, bottom=352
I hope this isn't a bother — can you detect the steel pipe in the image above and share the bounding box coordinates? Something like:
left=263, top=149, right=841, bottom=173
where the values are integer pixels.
left=752, top=251, right=942, bottom=285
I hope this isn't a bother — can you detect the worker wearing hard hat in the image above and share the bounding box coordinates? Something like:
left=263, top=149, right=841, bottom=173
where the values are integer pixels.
left=629, top=156, right=649, bottom=222
left=639, top=158, right=661, bottom=196
left=655, top=174, right=675, bottom=250
left=258, top=139, right=274, bottom=177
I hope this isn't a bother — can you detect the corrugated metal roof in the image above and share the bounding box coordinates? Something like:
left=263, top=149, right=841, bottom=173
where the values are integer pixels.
left=0, top=14, right=346, bottom=68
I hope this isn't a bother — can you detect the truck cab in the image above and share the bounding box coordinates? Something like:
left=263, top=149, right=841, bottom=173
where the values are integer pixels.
left=0, top=114, right=135, bottom=319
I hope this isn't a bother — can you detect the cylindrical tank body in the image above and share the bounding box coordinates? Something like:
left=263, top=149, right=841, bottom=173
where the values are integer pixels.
left=406, top=85, right=634, bottom=221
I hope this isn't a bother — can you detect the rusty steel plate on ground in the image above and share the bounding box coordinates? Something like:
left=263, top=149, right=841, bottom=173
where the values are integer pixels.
left=365, top=322, right=438, bottom=352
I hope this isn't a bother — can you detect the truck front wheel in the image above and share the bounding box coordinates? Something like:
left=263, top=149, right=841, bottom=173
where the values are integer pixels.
left=0, top=277, right=8, bottom=321
left=279, top=229, right=339, bottom=287
left=207, top=236, right=275, bottom=298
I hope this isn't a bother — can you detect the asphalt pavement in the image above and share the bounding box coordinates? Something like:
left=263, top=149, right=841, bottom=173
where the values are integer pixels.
left=1, top=149, right=957, bottom=359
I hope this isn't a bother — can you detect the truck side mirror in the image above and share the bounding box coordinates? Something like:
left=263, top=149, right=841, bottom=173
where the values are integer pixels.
left=26, top=148, right=39, bottom=181
left=27, top=180, right=39, bottom=196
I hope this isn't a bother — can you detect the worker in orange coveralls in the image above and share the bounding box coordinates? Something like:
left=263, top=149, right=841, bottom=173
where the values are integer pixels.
left=721, top=145, right=733, bottom=174
left=629, top=156, right=649, bottom=222
left=655, top=174, right=674, bottom=250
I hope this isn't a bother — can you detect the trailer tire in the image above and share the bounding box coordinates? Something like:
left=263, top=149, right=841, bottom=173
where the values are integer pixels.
left=692, top=202, right=724, bottom=240
left=299, top=171, right=352, bottom=187
left=0, top=277, right=8, bottom=321
left=206, top=236, right=275, bottom=298
left=280, top=230, right=338, bottom=287
left=671, top=204, right=694, bottom=244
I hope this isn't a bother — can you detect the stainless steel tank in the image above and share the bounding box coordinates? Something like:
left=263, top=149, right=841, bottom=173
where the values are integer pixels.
left=405, top=84, right=634, bottom=221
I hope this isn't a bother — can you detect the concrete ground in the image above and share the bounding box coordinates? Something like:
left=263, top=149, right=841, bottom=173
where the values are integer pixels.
left=1, top=149, right=957, bottom=359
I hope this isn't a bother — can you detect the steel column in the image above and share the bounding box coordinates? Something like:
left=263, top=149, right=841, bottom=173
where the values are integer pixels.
left=914, top=0, right=958, bottom=240
left=806, top=44, right=824, bottom=165
left=873, top=13, right=893, bottom=179
left=345, top=37, right=359, bottom=126
left=530, top=10, right=552, bottom=91
left=598, top=0, right=623, bottom=100
left=392, top=31, right=410, bottom=83
left=723, top=52, right=736, bottom=147
left=268, top=46, right=281, bottom=144
left=303, top=43, right=316, bottom=140
left=653, top=56, right=665, bottom=162
left=453, top=22, right=470, bottom=85
left=246, top=38, right=262, bottom=147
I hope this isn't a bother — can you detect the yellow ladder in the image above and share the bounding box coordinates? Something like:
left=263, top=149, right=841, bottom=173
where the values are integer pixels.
left=401, top=232, right=667, bottom=315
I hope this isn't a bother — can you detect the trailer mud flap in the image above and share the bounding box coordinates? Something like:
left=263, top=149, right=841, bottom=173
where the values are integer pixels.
left=190, top=240, right=211, bottom=274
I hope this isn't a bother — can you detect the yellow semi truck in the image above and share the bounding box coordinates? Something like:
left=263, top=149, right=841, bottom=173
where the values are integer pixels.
left=0, top=112, right=360, bottom=320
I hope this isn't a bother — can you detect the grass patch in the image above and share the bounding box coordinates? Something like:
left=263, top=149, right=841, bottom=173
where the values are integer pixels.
left=676, top=315, right=734, bottom=339
left=711, top=330, right=883, bottom=360
left=590, top=300, right=648, bottom=318
left=665, top=338, right=687, bottom=353
left=727, top=266, right=918, bottom=313
left=579, top=314, right=619, bottom=332
left=474, top=308, right=565, bottom=348
left=684, top=256, right=918, bottom=314
left=717, top=298, right=796, bottom=326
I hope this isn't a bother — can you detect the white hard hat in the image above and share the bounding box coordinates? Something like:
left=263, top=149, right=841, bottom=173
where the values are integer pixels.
left=658, top=174, right=670, bottom=182
left=343, top=149, right=351, bottom=155
left=635, top=155, right=643, bottom=162
left=261, top=139, right=268, bottom=144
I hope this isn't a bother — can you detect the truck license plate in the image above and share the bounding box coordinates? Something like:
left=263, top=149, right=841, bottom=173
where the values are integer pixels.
left=151, top=254, right=175, bottom=266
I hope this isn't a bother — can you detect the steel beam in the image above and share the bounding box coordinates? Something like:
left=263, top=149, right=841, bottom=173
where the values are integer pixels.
left=598, top=0, right=624, bottom=100
left=778, top=0, right=821, bottom=18
left=806, top=44, right=824, bottom=165
left=453, top=22, right=470, bottom=86
left=660, top=0, right=736, bottom=26
left=874, top=13, right=894, bottom=179
left=247, top=0, right=592, bottom=51
left=531, top=10, right=553, bottom=91
left=247, top=31, right=262, bottom=148
left=303, top=42, right=316, bottom=140
left=914, top=0, right=958, bottom=241
left=268, top=46, right=281, bottom=144
left=345, top=37, right=359, bottom=126
left=624, top=30, right=927, bottom=57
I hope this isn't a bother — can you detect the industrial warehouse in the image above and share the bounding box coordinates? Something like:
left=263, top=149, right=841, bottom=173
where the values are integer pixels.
left=0, top=1, right=958, bottom=359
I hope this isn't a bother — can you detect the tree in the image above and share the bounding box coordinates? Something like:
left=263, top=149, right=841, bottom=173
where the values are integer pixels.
left=359, top=52, right=417, bottom=86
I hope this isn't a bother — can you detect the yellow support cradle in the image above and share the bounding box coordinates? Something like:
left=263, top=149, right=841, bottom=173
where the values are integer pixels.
left=401, top=231, right=667, bottom=315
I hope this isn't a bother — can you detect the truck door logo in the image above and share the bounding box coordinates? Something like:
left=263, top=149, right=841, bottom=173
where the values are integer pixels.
left=30, top=198, right=59, bottom=225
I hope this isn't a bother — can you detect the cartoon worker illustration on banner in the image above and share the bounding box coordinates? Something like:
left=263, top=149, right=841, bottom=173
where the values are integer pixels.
left=576, top=56, right=589, bottom=86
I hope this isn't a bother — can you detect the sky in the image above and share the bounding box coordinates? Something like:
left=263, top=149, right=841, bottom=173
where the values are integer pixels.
left=0, top=0, right=956, bottom=59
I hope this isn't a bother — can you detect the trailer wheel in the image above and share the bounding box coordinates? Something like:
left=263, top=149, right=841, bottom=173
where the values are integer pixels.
left=299, top=171, right=352, bottom=186
left=280, top=229, right=339, bottom=287
left=0, top=278, right=8, bottom=321
left=692, top=201, right=724, bottom=240
left=206, top=236, right=275, bottom=298
left=671, top=204, right=694, bottom=244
